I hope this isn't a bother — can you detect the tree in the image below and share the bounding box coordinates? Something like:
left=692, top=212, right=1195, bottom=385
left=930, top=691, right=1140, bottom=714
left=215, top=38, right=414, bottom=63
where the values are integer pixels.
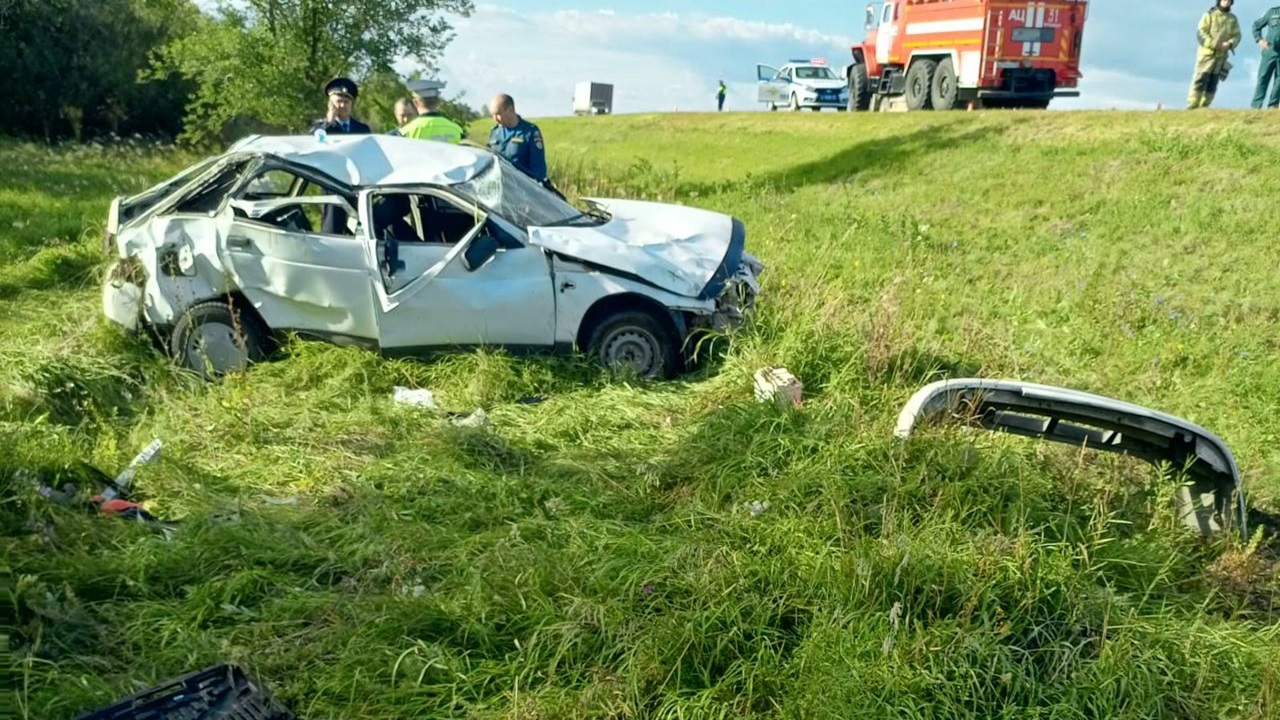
left=0, top=0, right=199, bottom=141
left=146, top=0, right=474, bottom=145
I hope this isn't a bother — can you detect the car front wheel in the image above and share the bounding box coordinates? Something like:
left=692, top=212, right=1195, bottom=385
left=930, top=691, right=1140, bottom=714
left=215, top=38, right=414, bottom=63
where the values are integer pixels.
left=169, top=300, right=270, bottom=381
left=587, top=310, right=679, bottom=380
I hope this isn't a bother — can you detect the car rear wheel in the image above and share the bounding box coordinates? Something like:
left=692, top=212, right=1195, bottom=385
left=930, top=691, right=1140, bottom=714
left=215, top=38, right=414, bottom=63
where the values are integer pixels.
left=169, top=300, right=270, bottom=381
left=905, top=59, right=937, bottom=111
left=587, top=310, right=679, bottom=380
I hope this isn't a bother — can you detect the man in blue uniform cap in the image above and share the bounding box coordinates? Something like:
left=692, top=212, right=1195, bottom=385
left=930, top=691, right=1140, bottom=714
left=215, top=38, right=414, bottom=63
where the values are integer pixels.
left=311, top=77, right=368, bottom=234
left=311, top=77, right=371, bottom=135
left=487, top=93, right=558, bottom=195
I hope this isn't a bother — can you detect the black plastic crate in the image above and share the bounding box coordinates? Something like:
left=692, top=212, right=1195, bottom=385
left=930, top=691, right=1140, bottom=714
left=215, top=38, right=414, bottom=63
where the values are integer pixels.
left=75, top=664, right=295, bottom=720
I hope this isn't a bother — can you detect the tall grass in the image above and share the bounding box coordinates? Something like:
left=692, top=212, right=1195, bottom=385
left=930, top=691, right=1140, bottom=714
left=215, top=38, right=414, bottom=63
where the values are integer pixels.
left=5, top=110, right=1280, bottom=719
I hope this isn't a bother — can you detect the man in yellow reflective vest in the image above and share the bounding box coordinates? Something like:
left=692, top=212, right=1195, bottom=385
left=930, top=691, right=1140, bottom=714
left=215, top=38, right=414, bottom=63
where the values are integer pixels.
left=399, top=79, right=466, bottom=143
left=1188, top=0, right=1242, bottom=109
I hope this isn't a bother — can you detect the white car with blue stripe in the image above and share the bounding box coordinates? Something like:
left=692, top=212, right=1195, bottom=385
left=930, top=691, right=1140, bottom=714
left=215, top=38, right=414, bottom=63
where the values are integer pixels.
left=756, top=60, right=850, bottom=111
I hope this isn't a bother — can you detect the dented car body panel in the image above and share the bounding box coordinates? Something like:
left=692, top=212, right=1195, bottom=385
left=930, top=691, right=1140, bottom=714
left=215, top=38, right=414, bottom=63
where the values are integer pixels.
left=895, top=378, right=1248, bottom=538
left=528, top=198, right=744, bottom=300
left=102, top=134, right=762, bottom=377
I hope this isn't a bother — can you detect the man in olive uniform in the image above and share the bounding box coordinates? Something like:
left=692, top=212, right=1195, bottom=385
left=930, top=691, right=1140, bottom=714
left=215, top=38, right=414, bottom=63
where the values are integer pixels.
left=1188, top=0, right=1242, bottom=109
left=310, top=77, right=371, bottom=134
left=398, top=79, right=466, bottom=143
left=1253, top=5, right=1280, bottom=108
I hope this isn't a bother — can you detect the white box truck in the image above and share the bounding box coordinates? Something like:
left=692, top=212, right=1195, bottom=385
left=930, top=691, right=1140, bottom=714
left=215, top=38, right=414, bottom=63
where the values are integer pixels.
left=573, top=82, right=613, bottom=115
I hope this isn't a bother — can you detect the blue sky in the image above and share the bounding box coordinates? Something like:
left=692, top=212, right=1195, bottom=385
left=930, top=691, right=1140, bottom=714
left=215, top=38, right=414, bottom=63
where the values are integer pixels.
left=421, top=1, right=1270, bottom=118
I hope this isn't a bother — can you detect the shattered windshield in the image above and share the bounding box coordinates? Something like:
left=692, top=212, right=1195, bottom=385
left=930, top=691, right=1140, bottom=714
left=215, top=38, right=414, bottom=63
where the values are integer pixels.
left=126, top=155, right=222, bottom=206
left=454, top=159, right=606, bottom=230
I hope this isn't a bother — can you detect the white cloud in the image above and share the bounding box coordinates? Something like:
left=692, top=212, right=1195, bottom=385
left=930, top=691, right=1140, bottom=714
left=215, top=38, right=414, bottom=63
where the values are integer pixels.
left=425, top=5, right=852, bottom=117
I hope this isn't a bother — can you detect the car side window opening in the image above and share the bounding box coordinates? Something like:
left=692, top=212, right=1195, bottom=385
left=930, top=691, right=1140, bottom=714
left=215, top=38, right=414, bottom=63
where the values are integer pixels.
left=372, top=192, right=483, bottom=246
left=241, top=169, right=301, bottom=200
left=232, top=168, right=356, bottom=237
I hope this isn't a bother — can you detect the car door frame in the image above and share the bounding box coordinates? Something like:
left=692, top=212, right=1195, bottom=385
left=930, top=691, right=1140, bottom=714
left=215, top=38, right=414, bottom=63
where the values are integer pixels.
left=356, top=184, right=559, bottom=352
left=756, top=63, right=789, bottom=104
left=216, top=159, right=380, bottom=345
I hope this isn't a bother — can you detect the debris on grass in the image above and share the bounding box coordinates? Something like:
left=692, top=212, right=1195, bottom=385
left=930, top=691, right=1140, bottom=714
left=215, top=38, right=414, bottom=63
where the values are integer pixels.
left=451, top=408, right=491, bottom=428
left=72, top=663, right=296, bottom=720
left=263, top=496, right=301, bottom=506
left=392, top=386, right=437, bottom=409
left=22, top=437, right=175, bottom=536
left=753, top=366, right=803, bottom=408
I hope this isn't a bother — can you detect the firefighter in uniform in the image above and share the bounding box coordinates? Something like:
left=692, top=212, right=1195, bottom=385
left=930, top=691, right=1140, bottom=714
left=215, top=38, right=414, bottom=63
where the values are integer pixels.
left=1252, top=5, right=1280, bottom=107
left=487, top=93, right=551, bottom=188
left=398, top=79, right=466, bottom=143
left=1188, top=0, right=1241, bottom=109
left=310, top=77, right=371, bottom=134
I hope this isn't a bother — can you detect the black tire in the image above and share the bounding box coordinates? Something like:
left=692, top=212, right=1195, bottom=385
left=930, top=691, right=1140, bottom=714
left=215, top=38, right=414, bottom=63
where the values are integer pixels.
left=905, top=59, right=938, bottom=111
left=848, top=64, right=871, bottom=111
left=169, top=300, right=271, bottom=381
left=789, top=93, right=801, bottom=112
left=930, top=57, right=959, bottom=110
left=586, top=310, right=679, bottom=380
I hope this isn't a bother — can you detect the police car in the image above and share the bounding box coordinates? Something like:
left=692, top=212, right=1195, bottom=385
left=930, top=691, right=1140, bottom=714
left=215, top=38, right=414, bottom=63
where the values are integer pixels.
left=756, top=58, right=850, bottom=112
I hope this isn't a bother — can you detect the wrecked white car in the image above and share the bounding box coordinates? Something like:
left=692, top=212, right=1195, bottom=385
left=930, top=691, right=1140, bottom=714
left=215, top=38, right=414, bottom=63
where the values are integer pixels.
left=895, top=378, right=1250, bottom=539
left=101, top=134, right=763, bottom=380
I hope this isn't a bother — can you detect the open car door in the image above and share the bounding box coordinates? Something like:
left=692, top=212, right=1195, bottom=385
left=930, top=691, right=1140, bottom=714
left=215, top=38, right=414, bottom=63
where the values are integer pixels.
left=756, top=64, right=788, bottom=105
left=894, top=379, right=1248, bottom=539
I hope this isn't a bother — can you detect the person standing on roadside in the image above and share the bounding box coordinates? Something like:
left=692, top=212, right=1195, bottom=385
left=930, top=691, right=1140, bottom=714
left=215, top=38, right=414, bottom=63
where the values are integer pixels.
left=717, top=80, right=727, bottom=111
left=400, top=79, right=466, bottom=143
left=1188, top=0, right=1241, bottom=109
left=1252, top=5, right=1280, bottom=108
left=310, top=77, right=371, bottom=134
left=387, top=98, right=419, bottom=135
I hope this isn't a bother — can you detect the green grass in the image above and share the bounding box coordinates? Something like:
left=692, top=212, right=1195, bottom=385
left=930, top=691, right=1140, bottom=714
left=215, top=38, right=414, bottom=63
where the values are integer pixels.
left=5, top=109, right=1280, bottom=719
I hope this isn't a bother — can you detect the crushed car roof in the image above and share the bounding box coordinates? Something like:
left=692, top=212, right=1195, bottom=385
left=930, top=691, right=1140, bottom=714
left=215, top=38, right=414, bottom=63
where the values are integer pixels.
left=225, top=134, right=493, bottom=188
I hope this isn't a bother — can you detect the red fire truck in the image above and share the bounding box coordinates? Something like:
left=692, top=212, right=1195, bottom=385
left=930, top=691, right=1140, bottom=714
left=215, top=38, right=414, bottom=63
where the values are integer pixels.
left=845, top=0, right=1089, bottom=111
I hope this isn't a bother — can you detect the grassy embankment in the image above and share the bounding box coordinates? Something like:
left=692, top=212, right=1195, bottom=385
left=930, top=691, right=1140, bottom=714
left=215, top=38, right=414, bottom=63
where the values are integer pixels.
left=5, top=110, right=1280, bottom=719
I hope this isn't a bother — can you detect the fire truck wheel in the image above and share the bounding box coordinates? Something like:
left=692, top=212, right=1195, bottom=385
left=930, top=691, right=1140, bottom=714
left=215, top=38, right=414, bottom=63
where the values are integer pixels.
left=931, top=58, right=959, bottom=111
left=905, top=59, right=937, bottom=111
left=848, top=64, right=871, bottom=111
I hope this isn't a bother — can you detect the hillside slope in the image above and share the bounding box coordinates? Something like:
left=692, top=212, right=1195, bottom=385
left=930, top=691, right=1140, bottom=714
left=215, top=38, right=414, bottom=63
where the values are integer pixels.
left=5, top=110, right=1280, bottom=719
